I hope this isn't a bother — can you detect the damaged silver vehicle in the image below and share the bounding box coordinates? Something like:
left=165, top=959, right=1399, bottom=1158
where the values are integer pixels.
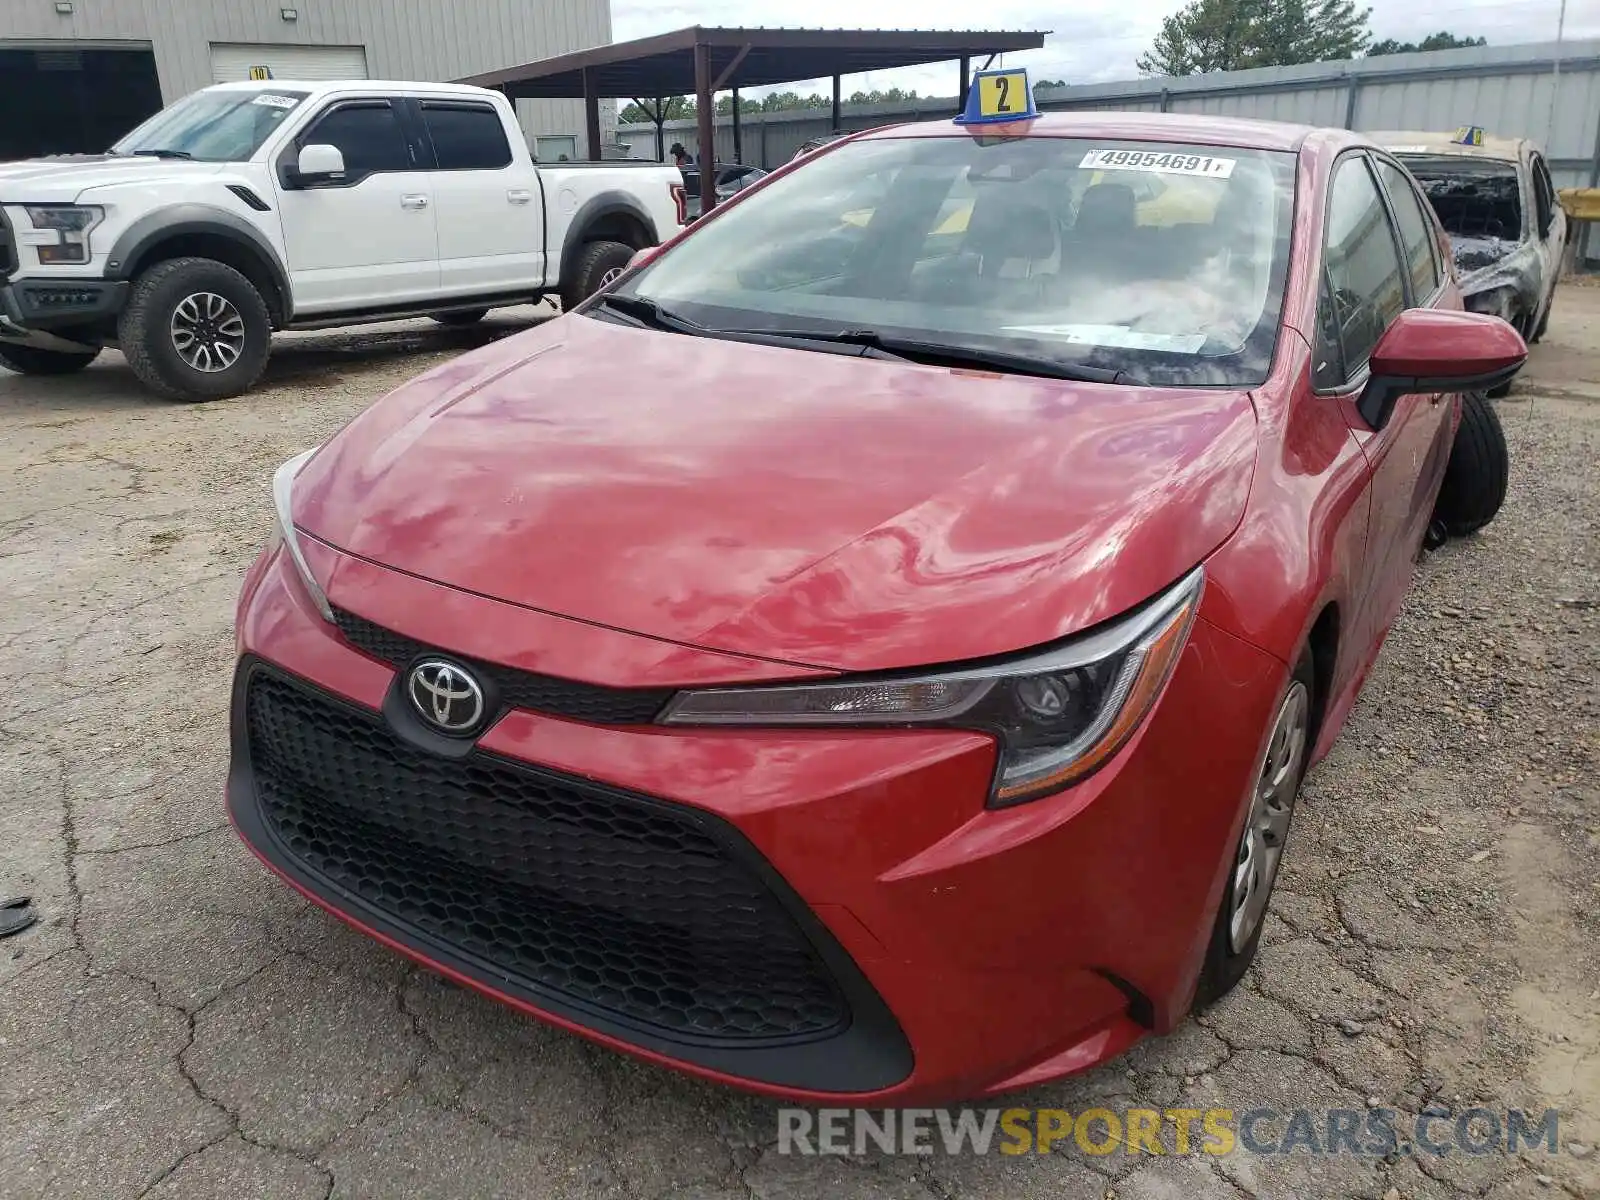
left=1372, top=130, right=1566, bottom=393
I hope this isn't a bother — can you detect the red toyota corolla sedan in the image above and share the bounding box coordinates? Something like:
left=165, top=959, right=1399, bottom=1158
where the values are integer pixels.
left=229, top=111, right=1524, bottom=1104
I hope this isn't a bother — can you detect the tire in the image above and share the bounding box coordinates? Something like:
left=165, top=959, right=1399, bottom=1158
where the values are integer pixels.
left=431, top=309, right=489, bottom=327
left=1486, top=309, right=1528, bottom=398
left=0, top=343, right=99, bottom=375
left=560, top=240, right=634, bottom=311
left=117, top=257, right=272, bottom=402
left=1193, top=654, right=1315, bottom=1009
left=1529, top=296, right=1552, bottom=345
left=1431, top=391, right=1509, bottom=537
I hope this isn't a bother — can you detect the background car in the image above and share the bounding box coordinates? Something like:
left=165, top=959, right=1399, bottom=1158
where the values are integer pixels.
left=1370, top=130, right=1567, bottom=360
left=232, top=111, right=1521, bottom=1107
left=680, top=162, right=767, bottom=219
left=791, top=131, right=848, bottom=161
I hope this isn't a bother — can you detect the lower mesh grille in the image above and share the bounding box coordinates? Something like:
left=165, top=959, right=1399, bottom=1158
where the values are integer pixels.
left=244, top=667, right=849, bottom=1043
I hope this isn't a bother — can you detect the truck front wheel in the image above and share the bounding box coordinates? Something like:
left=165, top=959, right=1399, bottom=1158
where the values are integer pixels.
left=118, top=257, right=272, bottom=402
left=0, top=343, right=99, bottom=375
left=561, top=240, right=634, bottom=311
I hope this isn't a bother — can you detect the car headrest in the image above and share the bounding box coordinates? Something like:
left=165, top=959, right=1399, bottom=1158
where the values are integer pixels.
left=1074, top=183, right=1136, bottom=238
left=963, top=198, right=1058, bottom=264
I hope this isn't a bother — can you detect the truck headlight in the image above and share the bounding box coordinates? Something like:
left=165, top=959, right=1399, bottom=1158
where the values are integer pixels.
left=272, top=449, right=333, bottom=623
left=661, top=568, right=1203, bottom=806
left=24, top=205, right=104, bottom=265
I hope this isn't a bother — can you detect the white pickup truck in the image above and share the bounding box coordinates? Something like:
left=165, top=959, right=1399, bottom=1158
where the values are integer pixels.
left=0, top=80, right=684, bottom=401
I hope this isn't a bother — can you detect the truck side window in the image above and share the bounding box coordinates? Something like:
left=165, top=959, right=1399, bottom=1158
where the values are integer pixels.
left=420, top=102, right=513, bottom=171
left=1313, top=156, right=1406, bottom=389
left=303, top=101, right=411, bottom=178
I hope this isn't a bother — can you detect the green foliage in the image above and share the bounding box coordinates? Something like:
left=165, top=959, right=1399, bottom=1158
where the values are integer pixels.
left=1367, top=32, right=1487, bottom=56
left=1137, top=0, right=1372, bottom=76
left=619, top=86, right=926, bottom=125
left=618, top=96, right=697, bottom=123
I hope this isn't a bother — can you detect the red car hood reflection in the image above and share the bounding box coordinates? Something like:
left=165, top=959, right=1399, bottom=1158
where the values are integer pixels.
left=295, top=315, right=1259, bottom=672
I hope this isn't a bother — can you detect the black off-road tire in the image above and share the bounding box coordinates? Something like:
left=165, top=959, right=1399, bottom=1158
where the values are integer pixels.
left=1431, top=391, right=1509, bottom=538
left=560, top=240, right=634, bottom=311
left=117, top=257, right=272, bottom=402
left=431, top=308, right=489, bottom=327
left=0, top=343, right=99, bottom=375
left=1193, top=653, right=1316, bottom=1010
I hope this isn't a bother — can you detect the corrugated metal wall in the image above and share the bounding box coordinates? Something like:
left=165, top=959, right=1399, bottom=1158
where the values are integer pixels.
left=0, top=0, right=612, bottom=142
left=620, top=38, right=1600, bottom=192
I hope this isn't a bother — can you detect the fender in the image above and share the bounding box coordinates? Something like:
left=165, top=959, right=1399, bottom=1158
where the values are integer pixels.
left=105, top=204, right=293, bottom=319
left=557, top=190, right=659, bottom=286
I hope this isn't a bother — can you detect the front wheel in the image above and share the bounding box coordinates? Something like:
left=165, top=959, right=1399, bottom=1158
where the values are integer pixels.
left=0, top=343, right=99, bottom=375
left=560, top=240, right=634, bottom=311
left=117, top=257, right=272, bottom=402
left=1193, top=655, right=1314, bottom=1009
left=1431, top=391, right=1509, bottom=537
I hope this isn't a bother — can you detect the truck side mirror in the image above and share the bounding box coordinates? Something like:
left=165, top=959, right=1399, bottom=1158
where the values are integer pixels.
left=293, top=143, right=346, bottom=186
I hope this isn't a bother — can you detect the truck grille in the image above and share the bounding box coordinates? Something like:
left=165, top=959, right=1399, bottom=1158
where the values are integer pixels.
left=243, top=667, right=850, bottom=1043
left=332, top=607, right=673, bottom=725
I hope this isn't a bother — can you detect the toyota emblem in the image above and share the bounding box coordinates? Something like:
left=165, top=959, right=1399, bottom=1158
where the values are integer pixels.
left=406, top=659, right=487, bottom=736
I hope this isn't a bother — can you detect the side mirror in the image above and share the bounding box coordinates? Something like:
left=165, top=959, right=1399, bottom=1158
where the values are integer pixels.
left=1359, top=309, right=1526, bottom=429
left=627, top=245, right=660, bottom=269
left=293, top=143, right=346, bottom=186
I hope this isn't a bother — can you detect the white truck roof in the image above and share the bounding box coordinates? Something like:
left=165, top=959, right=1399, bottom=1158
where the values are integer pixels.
left=204, top=79, right=502, bottom=101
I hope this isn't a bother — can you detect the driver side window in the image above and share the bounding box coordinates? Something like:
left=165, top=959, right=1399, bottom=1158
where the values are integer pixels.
left=1313, top=156, right=1407, bottom=390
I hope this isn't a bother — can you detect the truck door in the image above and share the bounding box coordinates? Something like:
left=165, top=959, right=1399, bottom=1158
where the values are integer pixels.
left=273, top=96, right=441, bottom=312
left=412, top=98, right=545, bottom=297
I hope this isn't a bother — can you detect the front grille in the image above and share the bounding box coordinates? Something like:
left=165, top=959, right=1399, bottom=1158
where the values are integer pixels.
left=245, top=668, right=849, bottom=1043
left=332, top=607, right=673, bottom=725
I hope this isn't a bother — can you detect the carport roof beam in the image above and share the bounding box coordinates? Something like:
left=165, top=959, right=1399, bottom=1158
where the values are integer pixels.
left=456, top=26, right=1048, bottom=101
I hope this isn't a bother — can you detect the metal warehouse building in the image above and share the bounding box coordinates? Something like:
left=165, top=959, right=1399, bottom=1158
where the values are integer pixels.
left=0, top=0, right=613, bottom=161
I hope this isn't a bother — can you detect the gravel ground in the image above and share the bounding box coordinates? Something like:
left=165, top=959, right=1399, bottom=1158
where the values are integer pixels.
left=0, top=292, right=1596, bottom=1200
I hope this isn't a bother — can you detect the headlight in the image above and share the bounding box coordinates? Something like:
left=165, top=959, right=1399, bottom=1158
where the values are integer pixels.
left=272, top=448, right=333, bottom=622
left=24, top=205, right=104, bottom=265
left=661, top=569, right=1203, bottom=806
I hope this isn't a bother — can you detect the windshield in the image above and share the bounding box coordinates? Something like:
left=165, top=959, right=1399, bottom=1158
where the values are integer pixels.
left=111, top=89, right=309, bottom=162
left=1396, top=154, right=1523, bottom=244
left=614, top=135, right=1297, bottom=386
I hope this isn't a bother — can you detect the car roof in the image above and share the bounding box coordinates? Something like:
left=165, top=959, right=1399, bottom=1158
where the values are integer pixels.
left=1367, top=130, right=1527, bottom=162
left=859, top=110, right=1318, bottom=152
left=204, top=79, right=499, bottom=101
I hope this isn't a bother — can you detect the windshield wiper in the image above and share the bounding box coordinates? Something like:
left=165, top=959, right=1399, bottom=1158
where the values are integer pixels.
left=130, top=147, right=193, bottom=159
left=704, top=327, right=1124, bottom=383
left=589, top=293, right=706, bottom=334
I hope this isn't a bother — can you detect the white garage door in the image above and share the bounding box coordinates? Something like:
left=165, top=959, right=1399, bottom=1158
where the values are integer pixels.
left=209, top=43, right=369, bottom=85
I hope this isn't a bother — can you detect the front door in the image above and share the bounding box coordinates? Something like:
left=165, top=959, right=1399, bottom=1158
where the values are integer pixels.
left=273, top=96, right=440, bottom=313
left=1314, top=153, right=1452, bottom=653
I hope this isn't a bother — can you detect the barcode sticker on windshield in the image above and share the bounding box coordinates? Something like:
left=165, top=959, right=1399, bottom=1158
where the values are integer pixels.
left=1079, top=149, right=1236, bottom=178
left=251, top=94, right=299, bottom=109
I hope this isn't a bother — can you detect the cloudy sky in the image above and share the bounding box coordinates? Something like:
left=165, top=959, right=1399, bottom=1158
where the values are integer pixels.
left=610, top=0, right=1593, bottom=97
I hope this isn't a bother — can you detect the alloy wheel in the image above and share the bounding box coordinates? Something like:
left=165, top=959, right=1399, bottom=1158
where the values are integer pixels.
left=1229, top=679, right=1310, bottom=952
left=170, top=291, right=246, bottom=373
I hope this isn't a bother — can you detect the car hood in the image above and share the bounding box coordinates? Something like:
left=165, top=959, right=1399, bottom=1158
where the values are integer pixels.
left=0, top=156, right=225, bottom=201
left=296, top=316, right=1258, bottom=672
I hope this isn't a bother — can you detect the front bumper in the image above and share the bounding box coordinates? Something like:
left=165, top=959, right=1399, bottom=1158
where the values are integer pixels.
left=229, top=541, right=1287, bottom=1103
left=0, top=278, right=127, bottom=344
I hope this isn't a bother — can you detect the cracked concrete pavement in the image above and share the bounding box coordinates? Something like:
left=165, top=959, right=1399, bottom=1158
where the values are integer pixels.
left=1, top=294, right=1596, bottom=1199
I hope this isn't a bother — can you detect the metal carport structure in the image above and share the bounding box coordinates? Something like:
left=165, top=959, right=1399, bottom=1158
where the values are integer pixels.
left=458, top=26, right=1046, bottom=213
